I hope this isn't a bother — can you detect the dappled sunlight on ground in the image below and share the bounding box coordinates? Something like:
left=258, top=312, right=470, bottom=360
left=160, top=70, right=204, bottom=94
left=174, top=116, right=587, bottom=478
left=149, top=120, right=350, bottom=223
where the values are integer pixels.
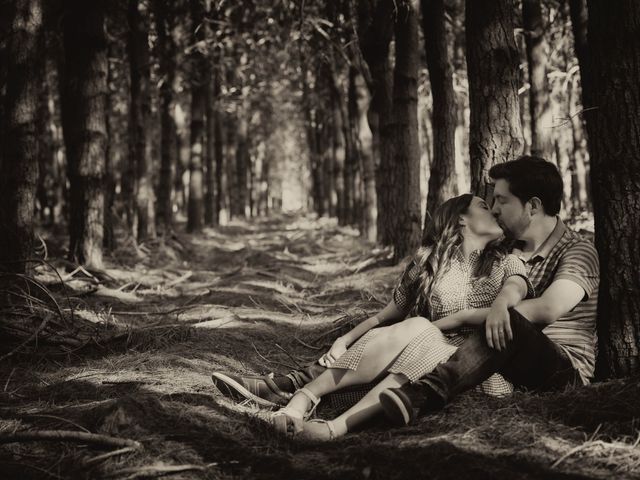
left=0, top=213, right=638, bottom=479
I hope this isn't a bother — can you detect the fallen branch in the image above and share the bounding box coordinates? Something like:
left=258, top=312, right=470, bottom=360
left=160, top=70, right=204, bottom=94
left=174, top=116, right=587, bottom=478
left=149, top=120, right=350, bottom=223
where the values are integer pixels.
left=0, top=430, right=142, bottom=450
left=83, top=446, right=139, bottom=467
left=107, top=464, right=207, bottom=479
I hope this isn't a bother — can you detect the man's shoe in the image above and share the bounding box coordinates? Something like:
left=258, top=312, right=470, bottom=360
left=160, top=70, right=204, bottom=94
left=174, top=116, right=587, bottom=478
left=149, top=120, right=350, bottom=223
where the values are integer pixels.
left=379, top=385, right=422, bottom=426
left=211, top=372, right=291, bottom=407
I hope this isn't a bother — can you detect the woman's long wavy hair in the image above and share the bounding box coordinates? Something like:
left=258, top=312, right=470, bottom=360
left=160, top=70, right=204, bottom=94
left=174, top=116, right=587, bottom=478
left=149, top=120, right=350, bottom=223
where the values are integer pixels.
left=413, top=193, right=510, bottom=316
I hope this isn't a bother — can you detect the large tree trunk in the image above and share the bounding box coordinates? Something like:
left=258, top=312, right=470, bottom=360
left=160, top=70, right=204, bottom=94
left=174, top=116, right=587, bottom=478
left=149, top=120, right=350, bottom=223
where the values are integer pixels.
left=522, top=0, right=553, bottom=159
left=356, top=0, right=394, bottom=245
left=153, top=0, right=178, bottom=232
left=466, top=0, right=524, bottom=199
left=0, top=0, right=42, bottom=275
left=61, top=0, right=108, bottom=269
left=388, top=1, right=422, bottom=261
left=127, top=0, right=155, bottom=242
left=186, top=0, right=206, bottom=232
left=421, top=0, right=457, bottom=227
left=583, top=0, right=640, bottom=377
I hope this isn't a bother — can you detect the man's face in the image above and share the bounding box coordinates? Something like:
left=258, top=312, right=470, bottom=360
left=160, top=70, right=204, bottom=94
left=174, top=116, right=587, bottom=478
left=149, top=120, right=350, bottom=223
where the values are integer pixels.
left=491, top=179, right=530, bottom=239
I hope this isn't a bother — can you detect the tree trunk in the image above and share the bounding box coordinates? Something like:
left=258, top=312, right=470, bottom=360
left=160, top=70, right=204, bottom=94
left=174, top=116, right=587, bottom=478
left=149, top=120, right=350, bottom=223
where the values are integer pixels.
left=583, top=0, right=640, bottom=377
left=186, top=0, right=206, bottom=232
left=569, top=0, right=592, bottom=109
left=204, top=74, right=216, bottom=225
left=127, top=0, right=154, bottom=242
left=61, top=0, right=108, bottom=269
left=154, top=0, right=178, bottom=232
left=523, top=0, right=553, bottom=159
left=330, top=71, right=347, bottom=225
left=466, top=0, right=524, bottom=199
left=104, top=36, right=116, bottom=250
left=0, top=0, right=42, bottom=275
left=351, top=67, right=377, bottom=241
left=235, top=105, right=250, bottom=219
left=389, top=1, right=422, bottom=261
left=357, top=0, right=395, bottom=245
left=213, top=70, right=224, bottom=225
left=343, top=75, right=358, bottom=225
left=421, top=0, right=458, bottom=228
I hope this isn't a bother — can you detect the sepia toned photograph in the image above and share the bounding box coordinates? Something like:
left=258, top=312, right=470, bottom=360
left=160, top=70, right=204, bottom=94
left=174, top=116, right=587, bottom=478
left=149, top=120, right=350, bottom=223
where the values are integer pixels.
left=0, top=0, right=638, bottom=478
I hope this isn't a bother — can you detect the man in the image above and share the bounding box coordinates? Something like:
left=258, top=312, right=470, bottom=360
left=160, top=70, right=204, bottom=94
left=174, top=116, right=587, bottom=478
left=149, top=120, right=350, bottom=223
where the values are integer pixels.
left=212, top=157, right=600, bottom=423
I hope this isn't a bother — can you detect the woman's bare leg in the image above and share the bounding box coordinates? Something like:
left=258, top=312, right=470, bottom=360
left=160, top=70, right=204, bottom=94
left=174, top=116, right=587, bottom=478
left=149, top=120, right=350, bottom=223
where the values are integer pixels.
left=328, top=373, right=408, bottom=436
left=283, top=317, right=431, bottom=416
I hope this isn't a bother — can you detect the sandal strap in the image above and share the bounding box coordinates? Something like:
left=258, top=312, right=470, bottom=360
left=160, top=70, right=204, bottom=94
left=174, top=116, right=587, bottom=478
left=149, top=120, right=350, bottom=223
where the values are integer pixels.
left=296, top=387, right=321, bottom=407
left=307, top=419, right=336, bottom=440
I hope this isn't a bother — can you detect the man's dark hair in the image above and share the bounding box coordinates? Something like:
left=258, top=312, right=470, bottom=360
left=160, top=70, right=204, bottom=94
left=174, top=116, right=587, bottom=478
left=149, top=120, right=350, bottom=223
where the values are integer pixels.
left=489, top=156, right=563, bottom=216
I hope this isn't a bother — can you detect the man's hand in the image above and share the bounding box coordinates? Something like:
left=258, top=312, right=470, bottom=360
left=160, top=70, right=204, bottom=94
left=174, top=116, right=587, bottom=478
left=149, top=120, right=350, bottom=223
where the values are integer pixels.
left=318, top=337, right=348, bottom=367
left=485, top=301, right=512, bottom=351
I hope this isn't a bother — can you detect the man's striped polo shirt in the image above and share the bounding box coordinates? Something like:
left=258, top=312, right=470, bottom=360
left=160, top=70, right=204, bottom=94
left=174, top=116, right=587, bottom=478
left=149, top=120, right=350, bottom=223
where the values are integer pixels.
left=513, top=217, right=599, bottom=384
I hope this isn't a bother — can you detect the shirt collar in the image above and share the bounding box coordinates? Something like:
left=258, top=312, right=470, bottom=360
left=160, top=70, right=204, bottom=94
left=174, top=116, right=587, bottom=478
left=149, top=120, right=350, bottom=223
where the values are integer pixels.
left=513, top=216, right=567, bottom=261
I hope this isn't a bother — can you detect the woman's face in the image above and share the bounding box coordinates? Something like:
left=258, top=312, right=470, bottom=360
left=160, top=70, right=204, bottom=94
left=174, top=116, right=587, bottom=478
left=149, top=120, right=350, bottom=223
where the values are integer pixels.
left=460, top=196, right=503, bottom=239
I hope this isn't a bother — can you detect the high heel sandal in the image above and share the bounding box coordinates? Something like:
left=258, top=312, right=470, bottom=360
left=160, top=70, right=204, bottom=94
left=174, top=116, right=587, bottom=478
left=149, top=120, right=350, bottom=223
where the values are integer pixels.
left=271, top=387, right=321, bottom=436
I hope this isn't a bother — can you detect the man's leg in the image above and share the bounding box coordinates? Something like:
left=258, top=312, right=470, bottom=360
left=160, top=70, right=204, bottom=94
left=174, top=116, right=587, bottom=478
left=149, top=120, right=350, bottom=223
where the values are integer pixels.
left=380, top=308, right=581, bottom=424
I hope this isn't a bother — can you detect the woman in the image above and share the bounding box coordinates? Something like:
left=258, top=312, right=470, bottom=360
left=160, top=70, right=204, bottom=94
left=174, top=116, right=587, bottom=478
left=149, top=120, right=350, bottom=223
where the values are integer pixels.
left=267, top=194, right=533, bottom=440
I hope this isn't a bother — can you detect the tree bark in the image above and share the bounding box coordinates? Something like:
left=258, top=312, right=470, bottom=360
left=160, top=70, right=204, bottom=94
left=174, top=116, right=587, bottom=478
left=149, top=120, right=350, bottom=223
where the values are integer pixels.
left=127, top=0, right=155, bottom=242
left=204, top=73, right=216, bottom=225
left=213, top=69, right=224, bottom=224
left=523, top=0, right=553, bottom=159
left=389, top=1, right=422, bottom=261
left=153, top=0, right=179, bottom=232
left=329, top=69, right=347, bottom=225
left=421, top=0, right=458, bottom=229
left=583, top=0, right=640, bottom=377
left=235, top=102, right=250, bottom=219
left=61, top=0, right=108, bottom=268
left=0, top=0, right=42, bottom=275
left=186, top=0, right=206, bottom=232
left=466, top=0, right=524, bottom=199
left=356, top=0, right=395, bottom=245
left=351, top=66, right=377, bottom=241
left=569, top=0, right=592, bottom=109
left=104, top=34, right=116, bottom=250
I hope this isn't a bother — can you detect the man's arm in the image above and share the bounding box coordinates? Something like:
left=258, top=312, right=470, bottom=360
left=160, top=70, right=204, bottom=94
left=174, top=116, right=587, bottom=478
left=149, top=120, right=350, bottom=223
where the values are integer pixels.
left=513, top=279, right=586, bottom=326
left=435, top=278, right=587, bottom=331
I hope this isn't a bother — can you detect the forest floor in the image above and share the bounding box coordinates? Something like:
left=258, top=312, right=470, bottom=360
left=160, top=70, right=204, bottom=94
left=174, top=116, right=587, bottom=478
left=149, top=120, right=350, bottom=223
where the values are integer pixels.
left=0, top=213, right=639, bottom=480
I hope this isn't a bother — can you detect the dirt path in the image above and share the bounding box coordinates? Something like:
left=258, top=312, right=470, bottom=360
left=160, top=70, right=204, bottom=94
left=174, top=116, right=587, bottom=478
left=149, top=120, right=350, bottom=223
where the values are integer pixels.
left=0, top=215, right=638, bottom=479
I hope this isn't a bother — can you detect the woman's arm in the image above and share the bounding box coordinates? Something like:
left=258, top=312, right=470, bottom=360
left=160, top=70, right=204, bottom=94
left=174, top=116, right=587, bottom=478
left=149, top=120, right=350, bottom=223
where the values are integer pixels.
left=433, top=276, right=527, bottom=334
left=431, top=308, right=489, bottom=330
left=320, top=300, right=405, bottom=365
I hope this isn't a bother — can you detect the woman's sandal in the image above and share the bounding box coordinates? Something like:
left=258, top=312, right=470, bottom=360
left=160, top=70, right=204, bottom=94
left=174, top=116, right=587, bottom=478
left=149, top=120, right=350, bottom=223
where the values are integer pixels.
left=297, top=419, right=336, bottom=441
left=271, top=387, right=321, bottom=436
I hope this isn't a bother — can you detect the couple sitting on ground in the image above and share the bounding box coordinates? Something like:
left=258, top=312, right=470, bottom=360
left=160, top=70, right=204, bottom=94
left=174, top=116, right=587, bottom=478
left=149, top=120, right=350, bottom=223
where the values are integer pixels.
left=212, top=156, right=599, bottom=441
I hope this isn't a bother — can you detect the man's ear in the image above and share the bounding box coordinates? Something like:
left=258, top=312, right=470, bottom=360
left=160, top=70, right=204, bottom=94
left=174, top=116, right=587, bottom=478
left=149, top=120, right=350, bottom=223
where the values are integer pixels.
left=528, top=197, right=543, bottom=214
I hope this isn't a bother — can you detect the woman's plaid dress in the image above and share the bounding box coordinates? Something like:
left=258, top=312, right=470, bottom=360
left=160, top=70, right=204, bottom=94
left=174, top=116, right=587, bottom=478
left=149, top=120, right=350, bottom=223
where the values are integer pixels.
left=332, top=250, right=534, bottom=397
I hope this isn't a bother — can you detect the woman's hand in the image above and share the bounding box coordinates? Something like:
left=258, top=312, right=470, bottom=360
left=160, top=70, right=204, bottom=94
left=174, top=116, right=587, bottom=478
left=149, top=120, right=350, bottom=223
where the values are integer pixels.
left=318, top=337, right=348, bottom=367
left=485, top=300, right=512, bottom=351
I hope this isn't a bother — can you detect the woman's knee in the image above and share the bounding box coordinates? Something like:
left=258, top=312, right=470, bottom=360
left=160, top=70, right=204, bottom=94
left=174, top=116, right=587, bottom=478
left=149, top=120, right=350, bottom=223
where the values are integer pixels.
left=389, top=316, right=433, bottom=340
